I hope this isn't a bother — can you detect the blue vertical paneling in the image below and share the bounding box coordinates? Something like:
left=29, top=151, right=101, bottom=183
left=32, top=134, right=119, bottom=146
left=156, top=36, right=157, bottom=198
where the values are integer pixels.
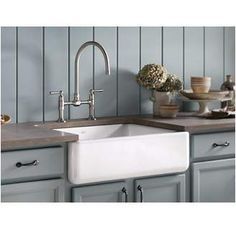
left=205, top=27, right=224, bottom=89
left=163, top=27, right=184, bottom=80
left=1, top=27, right=16, bottom=123
left=70, top=27, right=93, bottom=119
left=184, top=27, right=204, bottom=89
left=1, top=27, right=235, bottom=122
left=205, top=27, right=224, bottom=110
left=118, top=27, right=140, bottom=115
left=140, top=27, right=162, bottom=114
left=18, top=27, right=43, bottom=122
left=44, top=27, right=68, bottom=121
left=224, top=27, right=235, bottom=78
left=94, top=27, right=117, bottom=117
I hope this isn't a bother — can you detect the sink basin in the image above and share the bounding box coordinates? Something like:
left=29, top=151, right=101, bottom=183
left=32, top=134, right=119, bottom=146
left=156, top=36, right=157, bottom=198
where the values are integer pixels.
left=55, top=124, right=189, bottom=184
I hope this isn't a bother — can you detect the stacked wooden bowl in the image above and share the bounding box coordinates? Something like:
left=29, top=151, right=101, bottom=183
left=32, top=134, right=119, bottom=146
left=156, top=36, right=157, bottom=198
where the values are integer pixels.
left=191, top=77, right=211, bottom=93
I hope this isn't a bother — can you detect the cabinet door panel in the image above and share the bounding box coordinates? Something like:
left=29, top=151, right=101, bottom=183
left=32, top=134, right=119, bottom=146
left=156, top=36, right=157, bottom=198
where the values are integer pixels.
left=72, top=181, right=127, bottom=202
left=135, top=174, right=186, bottom=202
left=1, top=179, right=64, bottom=202
left=192, top=158, right=235, bottom=202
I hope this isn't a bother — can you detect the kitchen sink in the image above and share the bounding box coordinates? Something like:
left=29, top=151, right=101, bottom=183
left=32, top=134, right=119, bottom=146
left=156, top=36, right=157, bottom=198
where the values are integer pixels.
left=55, top=124, right=189, bottom=184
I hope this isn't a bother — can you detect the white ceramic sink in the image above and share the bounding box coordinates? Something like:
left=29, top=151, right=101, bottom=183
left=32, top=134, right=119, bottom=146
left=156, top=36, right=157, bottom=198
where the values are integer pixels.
left=55, top=124, right=189, bottom=184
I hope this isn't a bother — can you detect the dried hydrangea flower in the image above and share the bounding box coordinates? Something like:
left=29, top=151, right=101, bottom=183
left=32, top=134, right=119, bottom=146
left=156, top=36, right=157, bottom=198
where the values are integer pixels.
left=158, top=73, right=183, bottom=92
left=136, top=64, right=168, bottom=89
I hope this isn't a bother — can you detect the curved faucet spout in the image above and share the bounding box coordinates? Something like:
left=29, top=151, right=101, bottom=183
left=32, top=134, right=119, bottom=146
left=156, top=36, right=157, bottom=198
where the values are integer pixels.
left=73, top=41, right=110, bottom=102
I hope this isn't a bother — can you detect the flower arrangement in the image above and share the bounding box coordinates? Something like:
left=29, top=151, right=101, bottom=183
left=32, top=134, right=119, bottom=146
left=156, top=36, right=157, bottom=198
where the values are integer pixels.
left=136, top=64, right=183, bottom=92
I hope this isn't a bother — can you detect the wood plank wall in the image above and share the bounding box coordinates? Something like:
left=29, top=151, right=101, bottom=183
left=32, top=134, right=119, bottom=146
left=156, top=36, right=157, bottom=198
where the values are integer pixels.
left=1, top=27, right=235, bottom=123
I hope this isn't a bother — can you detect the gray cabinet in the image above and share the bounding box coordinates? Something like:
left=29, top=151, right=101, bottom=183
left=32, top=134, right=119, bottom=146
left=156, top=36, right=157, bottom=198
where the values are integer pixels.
left=2, top=146, right=64, bottom=182
left=192, top=158, right=235, bottom=202
left=1, top=179, right=64, bottom=202
left=191, top=132, right=235, bottom=159
left=135, top=174, right=186, bottom=202
left=72, top=181, right=128, bottom=202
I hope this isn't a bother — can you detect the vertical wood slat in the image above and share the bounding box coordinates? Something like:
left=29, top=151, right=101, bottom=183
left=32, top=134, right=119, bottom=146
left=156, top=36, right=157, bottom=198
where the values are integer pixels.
left=44, top=27, right=68, bottom=121
left=1, top=27, right=235, bottom=122
left=1, top=27, right=16, bottom=123
left=70, top=27, right=93, bottom=119
left=163, top=27, right=184, bottom=80
left=94, top=27, right=117, bottom=117
left=205, top=27, right=224, bottom=89
left=163, top=27, right=183, bottom=109
left=184, top=27, right=204, bottom=89
left=18, top=27, right=43, bottom=122
left=118, top=27, right=140, bottom=116
left=140, top=27, right=162, bottom=115
left=205, top=27, right=224, bottom=109
left=224, top=27, right=235, bottom=79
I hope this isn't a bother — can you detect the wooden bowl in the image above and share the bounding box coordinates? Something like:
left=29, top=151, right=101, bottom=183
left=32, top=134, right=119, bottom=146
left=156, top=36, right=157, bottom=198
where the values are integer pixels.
left=159, top=104, right=179, bottom=118
left=1, top=114, right=11, bottom=124
left=191, top=77, right=211, bottom=93
left=180, top=90, right=230, bottom=100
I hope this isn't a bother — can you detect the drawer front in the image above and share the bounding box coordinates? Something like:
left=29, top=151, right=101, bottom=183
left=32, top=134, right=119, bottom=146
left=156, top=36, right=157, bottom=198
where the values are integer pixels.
left=191, top=132, right=235, bottom=159
left=1, top=146, right=64, bottom=181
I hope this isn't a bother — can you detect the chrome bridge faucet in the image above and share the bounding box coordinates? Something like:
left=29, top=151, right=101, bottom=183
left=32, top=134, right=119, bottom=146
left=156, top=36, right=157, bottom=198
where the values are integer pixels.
left=50, top=41, right=110, bottom=122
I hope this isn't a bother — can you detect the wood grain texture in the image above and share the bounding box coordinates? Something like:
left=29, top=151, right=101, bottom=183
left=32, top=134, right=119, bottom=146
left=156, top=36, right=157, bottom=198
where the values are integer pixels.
left=140, top=27, right=162, bottom=114
left=1, top=27, right=16, bottom=122
left=44, top=27, right=68, bottom=121
left=94, top=27, right=117, bottom=117
left=18, top=27, right=43, bottom=122
left=118, top=27, right=140, bottom=115
left=70, top=27, right=93, bottom=119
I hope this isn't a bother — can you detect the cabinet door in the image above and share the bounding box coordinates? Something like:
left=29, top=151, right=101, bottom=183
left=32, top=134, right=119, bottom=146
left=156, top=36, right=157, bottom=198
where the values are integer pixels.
left=1, top=179, right=64, bottom=202
left=135, top=174, right=186, bottom=202
left=72, top=181, right=128, bottom=202
left=192, top=158, right=235, bottom=202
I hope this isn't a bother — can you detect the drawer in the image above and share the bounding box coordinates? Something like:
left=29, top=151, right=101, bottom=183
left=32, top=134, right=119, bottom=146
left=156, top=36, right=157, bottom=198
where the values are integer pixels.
left=1, top=146, right=64, bottom=182
left=191, top=132, right=235, bottom=159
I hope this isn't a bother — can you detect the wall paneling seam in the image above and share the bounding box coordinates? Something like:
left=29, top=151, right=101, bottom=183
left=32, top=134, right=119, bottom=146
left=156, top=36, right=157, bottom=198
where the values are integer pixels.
left=68, top=27, right=71, bottom=119
left=161, top=27, right=164, bottom=66
left=116, top=27, right=119, bottom=117
left=183, top=27, right=185, bottom=89
left=15, top=27, right=18, bottom=123
left=139, top=27, right=142, bottom=114
left=92, top=27, right=95, bottom=91
left=42, top=27, right=45, bottom=122
left=203, top=27, right=205, bottom=77
left=223, top=27, right=225, bottom=81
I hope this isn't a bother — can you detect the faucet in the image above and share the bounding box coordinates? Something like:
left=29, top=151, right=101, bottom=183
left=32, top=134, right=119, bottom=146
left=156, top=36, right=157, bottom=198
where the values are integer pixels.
left=50, top=41, right=111, bottom=122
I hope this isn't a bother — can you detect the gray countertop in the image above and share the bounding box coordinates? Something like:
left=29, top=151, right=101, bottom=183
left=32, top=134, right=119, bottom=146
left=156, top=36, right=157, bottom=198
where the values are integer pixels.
left=1, top=114, right=235, bottom=151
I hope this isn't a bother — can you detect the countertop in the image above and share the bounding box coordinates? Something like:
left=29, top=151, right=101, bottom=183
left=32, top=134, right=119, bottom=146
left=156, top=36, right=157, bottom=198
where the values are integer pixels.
left=1, top=114, right=235, bottom=151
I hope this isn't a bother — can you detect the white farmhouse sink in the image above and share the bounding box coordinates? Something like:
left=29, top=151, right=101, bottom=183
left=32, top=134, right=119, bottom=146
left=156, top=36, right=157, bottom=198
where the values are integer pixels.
left=55, top=124, right=189, bottom=184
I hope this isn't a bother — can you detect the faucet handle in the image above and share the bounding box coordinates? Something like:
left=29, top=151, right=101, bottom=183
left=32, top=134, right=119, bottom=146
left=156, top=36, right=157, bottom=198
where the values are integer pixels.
left=89, top=89, right=104, bottom=94
left=49, top=90, right=64, bottom=96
